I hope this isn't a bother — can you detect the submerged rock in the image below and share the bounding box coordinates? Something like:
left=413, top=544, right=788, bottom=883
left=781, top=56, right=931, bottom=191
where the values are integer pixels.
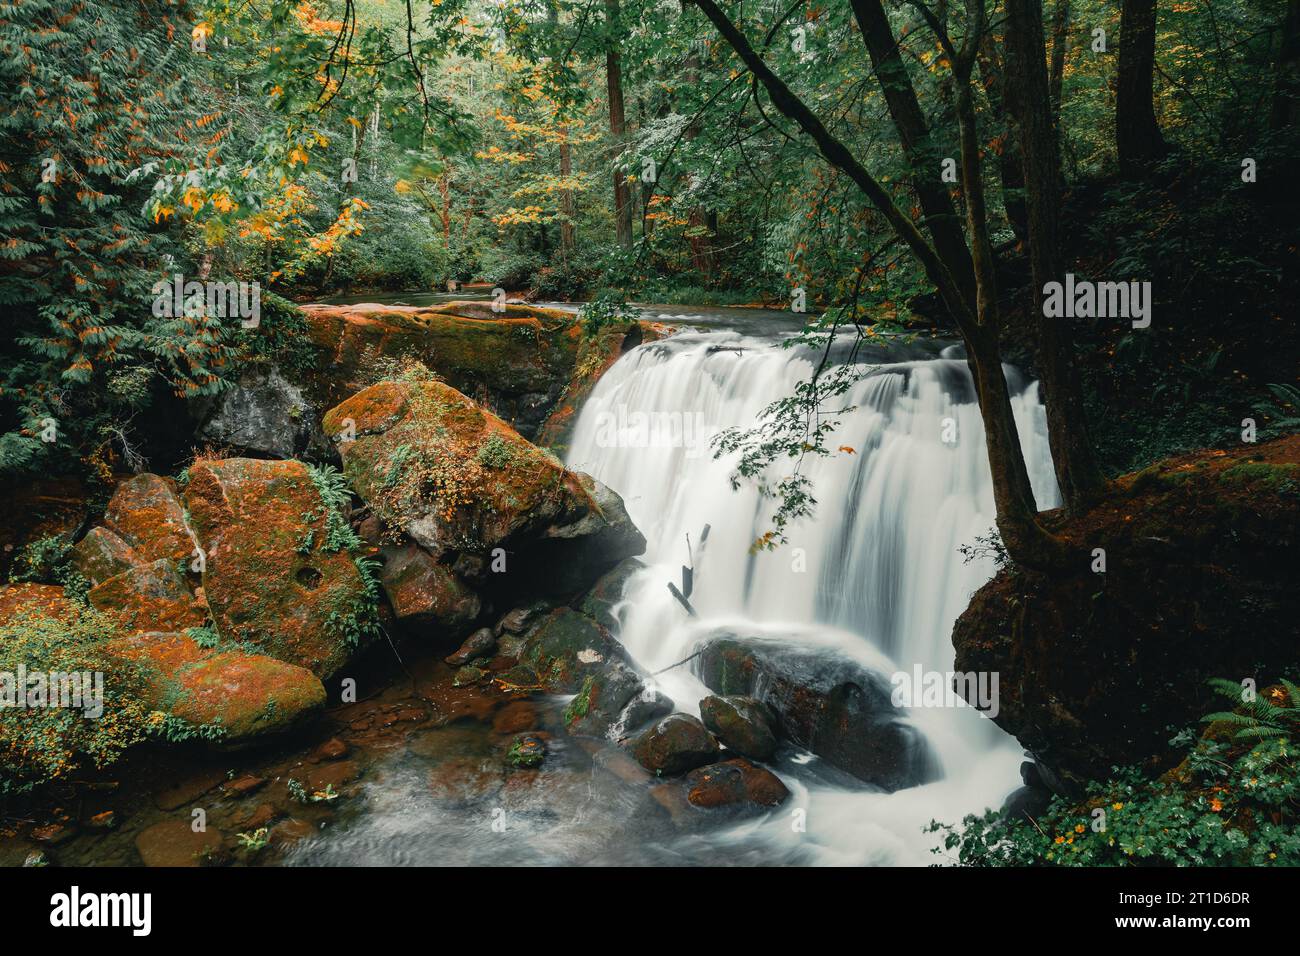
left=699, top=695, right=777, bottom=762
left=633, top=713, right=720, bottom=775
left=692, top=633, right=935, bottom=792
left=684, top=758, right=790, bottom=810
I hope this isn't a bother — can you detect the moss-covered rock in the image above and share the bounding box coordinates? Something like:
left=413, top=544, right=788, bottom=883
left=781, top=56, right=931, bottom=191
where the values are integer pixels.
left=87, top=559, right=208, bottom=633
left=523, top=607, right=627, bottom=693
left=103, top=473, right=195, bottom=566
left=953, top=435, right=1300, bottom=793
left=683, top=757, right=789, bottom=810
left=378, top=543, right=480, bottom=633
left=564, top=661, right=672, bottom=739
left=70, top=527, right=141, bottom=588
left=184, top=457, right=375, bottom=678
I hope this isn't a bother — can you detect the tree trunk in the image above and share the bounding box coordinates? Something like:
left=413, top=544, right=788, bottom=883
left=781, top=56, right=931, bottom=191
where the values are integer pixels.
left=1116, top=0, right=1167, bottom=174
left=1003, top=0, right=1107, bottom=511
left=849, top=0, right=975, bottom=302
left=976, top=33, right=1030, bottom=246
left=1048, top=0, right=1071, bottom=129
left=606, top=0, right=634, bottom=248
left=559, top=125, right=575, bottom=256
left=1272, top=0, right=1300, bottom=130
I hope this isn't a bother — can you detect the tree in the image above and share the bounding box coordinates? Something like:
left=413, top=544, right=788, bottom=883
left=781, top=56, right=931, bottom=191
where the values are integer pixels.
left=1116, top=0, right=1169, bottom=173
left=1003, top=0, right=1107, bottom=511
left=606, top=0, right=634, bottom=249
left=690, top=0, right=1064, bottom=568
left=1273, top=0, right=1300, bottom=130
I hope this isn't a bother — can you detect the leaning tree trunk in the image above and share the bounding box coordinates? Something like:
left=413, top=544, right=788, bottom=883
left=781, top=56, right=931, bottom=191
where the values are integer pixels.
left=1048, top=0, right=1071, bottom=130
left=1003, top=0, right=1107, bottom=511
left=1116, top=0, right=1168, bottom=174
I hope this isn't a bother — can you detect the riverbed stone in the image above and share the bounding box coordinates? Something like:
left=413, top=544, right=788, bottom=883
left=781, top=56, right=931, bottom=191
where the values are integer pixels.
left=699, top=695, right=778, bottom=762
left=632, top=713, right=720, bottom=775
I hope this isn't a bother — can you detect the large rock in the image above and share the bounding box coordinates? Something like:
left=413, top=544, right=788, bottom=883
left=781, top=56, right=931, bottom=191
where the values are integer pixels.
left=579, top=557, right=645, bottom=632
left=521, top=607, right=628, bottom=693
left=300, top=301, right=660, bottom=440
left=321, top=379, right=643, bottom=597
left=692, top=633, right=935, bottom=791
left=184, top=457, right=374, bottom=678
left=633, top=713, right=720, bottom=775
left=196, top=366, right=327, bottom=460
left=70, top=527, right=141, bottom=588
left=699, top=695, right=777, bottom=762
left=105, top=631, right=325, bottom=742
left=683, top=758, right=790, bottom=810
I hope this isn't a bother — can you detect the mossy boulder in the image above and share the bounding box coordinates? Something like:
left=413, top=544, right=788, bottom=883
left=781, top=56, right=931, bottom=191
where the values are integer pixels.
left=323, top=378, right=594, bottom=557
left=699, top=695, right=777, bottom=762
left=633, top=713, right=720, bottom=775
left=523, top=607, right=628, bottom=693
left=70, top=527, right=141, bottom=588
left=184, top=457, right=374, bottom=678
left=102, top=473, right=195, bottom=566
left=953, top=435, right=1300, bottom=793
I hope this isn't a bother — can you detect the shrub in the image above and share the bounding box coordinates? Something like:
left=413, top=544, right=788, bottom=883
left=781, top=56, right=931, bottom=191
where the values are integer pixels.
left=0, top=604, right=155, bottom=794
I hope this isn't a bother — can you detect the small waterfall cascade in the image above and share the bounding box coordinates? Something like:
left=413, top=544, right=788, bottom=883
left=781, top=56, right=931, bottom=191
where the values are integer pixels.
left=565, top=329, right=1060, bottom=864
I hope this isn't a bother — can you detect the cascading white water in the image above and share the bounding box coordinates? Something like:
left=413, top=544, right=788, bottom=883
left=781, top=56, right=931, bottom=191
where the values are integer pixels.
left=565, top=327, right=1060, bottom=865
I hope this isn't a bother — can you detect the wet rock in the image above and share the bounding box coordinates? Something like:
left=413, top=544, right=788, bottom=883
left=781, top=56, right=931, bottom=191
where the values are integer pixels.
left=379, top=544, right=481, bottom=632
left=684, top=758, right=790, bottom=810
left=30, top=823, right=75, bottom=845
left=445, top=627, right=496, bottom=667
left=692, top=633, right=934, bottom=792
left=88, top=558, right=208, bottom=633
left=102, top=473, right=195, bottom=566
left=135, top=820, right=224, bottom=867
left=633, top=713, right=720, bottom=775
left=564, top=661, right=671, bottom=739
left=523, top=607, right=627, bottom=693
left=312, top=737, right=349, bottom=761
left=452, top=665, right=487, bottom=687
left=197, top=365, right=326, bottom=460
left=579, top=557, right=645, bottom=632
left=86, top=810, right=117, bottom=829
left=184, top=457, right=375, bottom=678
left=495, top=604, right=542, bottom=636
left=699, top=695, right=777, bottom=762
left=222, top=775, right=266, bottom=797
left=507, top=733, right=546, bottom=768
left=70, top=527, right=141, bottom=588
left=1002, top=785, right=1053, bottom=823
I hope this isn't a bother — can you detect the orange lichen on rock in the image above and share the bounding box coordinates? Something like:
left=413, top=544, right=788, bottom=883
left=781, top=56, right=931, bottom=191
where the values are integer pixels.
left=102, top=473, right=196, bottom=566
left=88, top=559, right=208, bottom=633
left=184, top=457, right=372, bottom=678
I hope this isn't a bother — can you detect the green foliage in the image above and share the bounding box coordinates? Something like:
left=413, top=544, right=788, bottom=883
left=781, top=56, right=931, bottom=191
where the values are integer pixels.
left=931, top=681, right=1300, bottom=866
left=0, top=605, right=154, bottom=794
left=475, top=433, right=514, bottom=469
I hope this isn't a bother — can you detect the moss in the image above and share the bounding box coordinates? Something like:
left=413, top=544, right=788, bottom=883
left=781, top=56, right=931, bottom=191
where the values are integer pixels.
left=563, top=675, right=595, bottom=724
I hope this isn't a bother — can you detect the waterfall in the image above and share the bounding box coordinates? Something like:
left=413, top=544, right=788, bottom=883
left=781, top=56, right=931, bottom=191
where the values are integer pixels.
left=565, top=328, right=1060, bottom=865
